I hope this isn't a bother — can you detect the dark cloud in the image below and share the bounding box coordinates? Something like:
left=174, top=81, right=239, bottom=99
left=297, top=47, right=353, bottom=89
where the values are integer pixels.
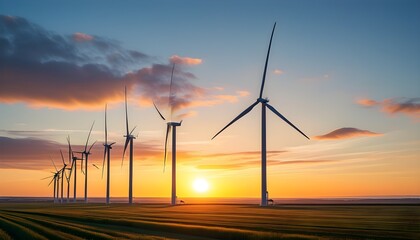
left=314, top=127, right=382, bottom=140
left=0, top=15, right=218, bottom=112
left=0, top=136, right=162, bottom=170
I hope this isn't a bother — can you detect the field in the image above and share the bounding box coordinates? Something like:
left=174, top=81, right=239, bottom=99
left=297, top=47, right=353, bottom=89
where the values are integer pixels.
left=0, top=203, right=419, bottom=240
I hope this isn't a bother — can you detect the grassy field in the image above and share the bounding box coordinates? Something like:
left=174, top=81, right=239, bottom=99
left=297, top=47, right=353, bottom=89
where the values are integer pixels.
left=0, top=203, right=419, bottom=239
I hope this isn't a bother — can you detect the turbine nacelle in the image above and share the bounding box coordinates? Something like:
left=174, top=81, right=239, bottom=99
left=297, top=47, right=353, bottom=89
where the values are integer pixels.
left=257, top=97, right=269, bottom=103
left=103, top=142, right=116, bottom=149
left=167, top=121, right=182, bottom=127
left=124, top=134, right=136, bottom=140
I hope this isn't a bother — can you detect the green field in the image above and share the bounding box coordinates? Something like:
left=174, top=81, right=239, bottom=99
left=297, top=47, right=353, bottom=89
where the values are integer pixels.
left=0, top=203, right=419, bottom=239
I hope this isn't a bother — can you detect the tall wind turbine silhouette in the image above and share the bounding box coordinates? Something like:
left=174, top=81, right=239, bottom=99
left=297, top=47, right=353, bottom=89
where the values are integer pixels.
left=58, top=150, right=67, bottom=204
left=42, top=161, right=60, bottom=203
left=153, top=63, right=182, bottom=205
left=211, top=23, right=310, bottom=206
left=102, top=104, right=115, bottom=204
left=74, top=122, right=96, bottom=203
left=49, top=157, right=61, bottom=203
left=64, top=143, right=73, bottom=203
left=67, top=136, right=83, bottom=202
left=122, top=86, right=136, bottom=204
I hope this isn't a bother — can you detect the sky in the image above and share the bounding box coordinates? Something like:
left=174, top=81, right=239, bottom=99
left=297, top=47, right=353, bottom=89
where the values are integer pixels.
left=0, top=0, right=419, bottom=199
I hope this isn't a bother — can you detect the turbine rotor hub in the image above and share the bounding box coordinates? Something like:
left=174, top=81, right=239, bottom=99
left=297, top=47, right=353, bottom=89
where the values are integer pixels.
left=257, top=97, right=269, bottom=103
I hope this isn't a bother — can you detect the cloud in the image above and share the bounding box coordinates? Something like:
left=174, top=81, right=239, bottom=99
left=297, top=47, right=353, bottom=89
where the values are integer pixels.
left=357, top=97, right=420, bottom=119
left=357, top=98, right=379, bottom=107
left=0, top=15, right=247, bottom=115
left=300, top=73, right=331, bottom=83
left=73, top=32, right=93, bottom=42
left=196, top=159, right=333, bottom=170
left=273, top=69, right=284, bottom=75
left=237, top=90, right=250, bottom=97
left=0, top=136, right=163, bottom=170
left=314, top=127, right=382, bottom=140
left=146, top=88, right=250, bottom=119
left=169, top=55, right=202, bottom=65
left=176, top=111, right=197, bottom=119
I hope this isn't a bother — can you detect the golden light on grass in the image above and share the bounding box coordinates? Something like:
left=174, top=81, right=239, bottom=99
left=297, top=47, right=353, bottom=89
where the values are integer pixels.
left=192, top=178, right=209, bottom=193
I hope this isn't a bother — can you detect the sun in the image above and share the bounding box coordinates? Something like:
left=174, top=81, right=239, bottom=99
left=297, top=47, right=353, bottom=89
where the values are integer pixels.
left=192, top=178, right=209, bottom=193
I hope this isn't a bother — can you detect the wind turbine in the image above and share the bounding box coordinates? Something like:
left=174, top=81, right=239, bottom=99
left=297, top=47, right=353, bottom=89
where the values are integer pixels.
left=64, top=143, right=73, bottom=203
left=102, top=104, right=115, bottom=204
left=67, top=136, right=83, bottom=202
left=122, top=86, right=137, bottom=204
left=211, top=23, right=310, bottom=206
left=42, top=168, right=59, bottom=203
left=43, top=157, right=60, bottom=203
left=58, top=150, right=67, bottom=204
left=74, top=122, right=96, bottom=203
left=153, top=63, right=182, bottom=205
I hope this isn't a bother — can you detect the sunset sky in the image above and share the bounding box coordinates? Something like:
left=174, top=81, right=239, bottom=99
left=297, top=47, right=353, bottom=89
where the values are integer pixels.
left=0, top=0, right=419, bottom=199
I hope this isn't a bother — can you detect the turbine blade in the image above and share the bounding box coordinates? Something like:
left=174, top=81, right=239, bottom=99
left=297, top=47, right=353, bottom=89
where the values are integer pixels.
left=102, top=147, right=107, bottom=178
left=266, top=103, right=310, bottom=140
left=105, top=104, right=108, bottom=145
left=259, top=22, right=276, bottom=99
left=153, top=102, right=166, bottom=121
left=67, top=136, right=73, bottom=163
left=130, top=126, right=137, bottom=135
left=60, top=150, right=65, bottom=165
left=88, top=140, right=97, bottom=152
left=64, top=168, right=68, bottom=180
left=163, top=124, right=171, bottom=172
left=92, top=164, right=99, bottom=169
left=212, top=101, right=259, bottom=140
left=48, top=176, right=55, bottom=186
left=68, top=160, right=74, bottom=179
left=121, top=137, right=130, bottom=167
left=50, top=156, right=58, bottom=171
left=41, top=176, right=52, bottom=180
left=85, top=121, right=95, bottom=152
left=125, top=86, right=129, bottom=136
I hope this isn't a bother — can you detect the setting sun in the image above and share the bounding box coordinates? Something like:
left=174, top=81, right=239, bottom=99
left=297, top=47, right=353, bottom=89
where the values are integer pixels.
left=192, top=178, right=209, bottom=193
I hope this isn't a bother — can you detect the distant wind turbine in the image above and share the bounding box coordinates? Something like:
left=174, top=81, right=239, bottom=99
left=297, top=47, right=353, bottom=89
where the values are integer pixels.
left=153, top=63, right=182, bottom=205
left=122, top=86, right=137, bottom=204
left=102, top=104, right=115, bottom=204
left=63, top=142, right=73, bottom=203
left=75, top=122, right=96, bottom=203
left=58, top=150, right=67, bottom=204
left=42, top=157, right=60, bottom=203
left=211, top=23, right=310, bottom=206
left=67, top=136, right=83, bottom=203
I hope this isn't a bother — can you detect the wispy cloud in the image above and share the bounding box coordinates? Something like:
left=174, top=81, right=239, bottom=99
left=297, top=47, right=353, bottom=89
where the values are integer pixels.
left=169, top=55, right=202, bottom=65
left=196, top=159, right=333, bottom=170
left=357, top=97, right=420, bottom=119
left=273, top=69, right=284, bottom=75
left=314, top=127, right=382, bottom=140
left=72, top=32, right=94, bottom=42
left=0, top=136, right=162, bottom=170
left=300, top=73, right=331, bottom=83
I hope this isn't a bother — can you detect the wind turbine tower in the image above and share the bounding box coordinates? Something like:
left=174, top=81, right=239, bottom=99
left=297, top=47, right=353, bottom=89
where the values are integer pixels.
left=103, top=104, right=115, bottom=204
left=122, top=87, right=137, bottom=204
left=153, top=64, right=183, bottom=205
left=67, top=137, right=83, bottom=203
left=75, top=122, right=96, bottom=203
